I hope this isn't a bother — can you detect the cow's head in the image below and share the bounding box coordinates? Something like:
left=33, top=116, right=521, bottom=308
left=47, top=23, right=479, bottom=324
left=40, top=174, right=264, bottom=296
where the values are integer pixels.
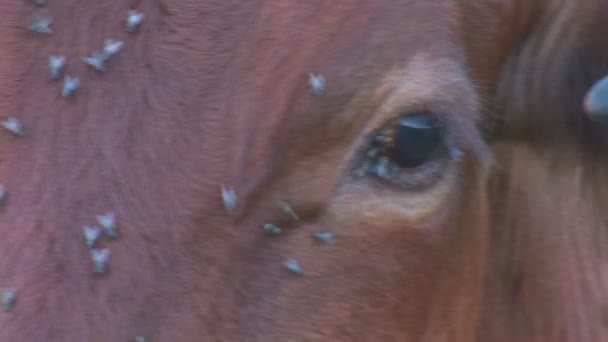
left=0, top=0, right=607, bottom=341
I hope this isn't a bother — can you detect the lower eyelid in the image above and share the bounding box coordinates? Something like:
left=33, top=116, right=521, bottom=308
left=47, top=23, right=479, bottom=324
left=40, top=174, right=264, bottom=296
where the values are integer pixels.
left=384, top=154, right=451, bottom=190
left=396, top=144, right=462, bottom=186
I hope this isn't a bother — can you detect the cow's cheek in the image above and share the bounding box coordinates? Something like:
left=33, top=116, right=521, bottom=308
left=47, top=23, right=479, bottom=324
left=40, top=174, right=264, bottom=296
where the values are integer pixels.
left=236, top=156, right=488, bottom=341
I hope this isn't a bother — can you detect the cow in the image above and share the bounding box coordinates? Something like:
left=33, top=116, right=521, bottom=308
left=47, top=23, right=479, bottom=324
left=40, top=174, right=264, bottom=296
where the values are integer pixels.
left=0, top=0, right=607, bottom=341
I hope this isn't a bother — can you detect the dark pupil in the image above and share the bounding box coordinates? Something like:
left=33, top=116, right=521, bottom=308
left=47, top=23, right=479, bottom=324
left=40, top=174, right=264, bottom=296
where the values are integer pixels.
left=389, top=113, right=444, bottom=168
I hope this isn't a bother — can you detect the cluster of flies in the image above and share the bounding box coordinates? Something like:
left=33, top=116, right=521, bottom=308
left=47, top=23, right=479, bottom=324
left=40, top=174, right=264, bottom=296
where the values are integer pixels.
left=1, top=8, right=145, bottom=137
left=2, top=5, right=145, bottom=341
left=4, top=9, right=328, bottom=341
left=84, top=212, right=118, bottom=274
left=2, top=3, right=143, bottom=275
left=27, top=9, right=144, bottom=100
left=1, top=212, right=118, bottom=313
left=221, top=70, right=334, bottom=278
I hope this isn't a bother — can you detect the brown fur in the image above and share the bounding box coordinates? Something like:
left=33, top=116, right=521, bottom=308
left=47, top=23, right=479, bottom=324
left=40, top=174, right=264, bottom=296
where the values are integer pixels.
left=0, top=0, right=606, bottom=341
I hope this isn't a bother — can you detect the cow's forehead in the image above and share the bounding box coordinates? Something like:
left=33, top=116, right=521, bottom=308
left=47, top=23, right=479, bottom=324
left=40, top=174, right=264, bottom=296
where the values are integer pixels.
left=231, top=1, right=462, bottom=83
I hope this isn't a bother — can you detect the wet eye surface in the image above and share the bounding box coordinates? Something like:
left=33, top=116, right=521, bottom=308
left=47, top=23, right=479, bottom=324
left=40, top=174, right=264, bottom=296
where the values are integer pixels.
left=390, top=113, right=444, bottom=168
left=352, top=112, right=459, bottom=190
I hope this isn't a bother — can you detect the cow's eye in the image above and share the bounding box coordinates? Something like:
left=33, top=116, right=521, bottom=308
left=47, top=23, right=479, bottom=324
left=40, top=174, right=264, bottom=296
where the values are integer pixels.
left=390, top=113, right=444, bottom=168
left=352, top=112, right=456, bottom=189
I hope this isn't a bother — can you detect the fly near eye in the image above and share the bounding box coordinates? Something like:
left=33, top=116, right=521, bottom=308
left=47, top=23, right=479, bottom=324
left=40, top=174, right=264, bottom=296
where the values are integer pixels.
left=389, top=112, right=445, bottom=168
